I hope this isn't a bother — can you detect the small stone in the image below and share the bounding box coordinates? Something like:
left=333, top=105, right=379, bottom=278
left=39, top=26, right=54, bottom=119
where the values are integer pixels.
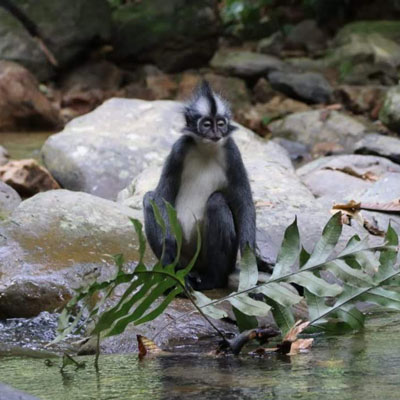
left=0, top=159, right=60, bottom=197
left=252, top=78, right=276, bottom=103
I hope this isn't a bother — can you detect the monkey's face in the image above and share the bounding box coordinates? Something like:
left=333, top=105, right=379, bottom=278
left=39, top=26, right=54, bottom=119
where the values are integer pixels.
left=197, top=116, right=229, bottom=141
left=183, top=80, right=236, bottom=143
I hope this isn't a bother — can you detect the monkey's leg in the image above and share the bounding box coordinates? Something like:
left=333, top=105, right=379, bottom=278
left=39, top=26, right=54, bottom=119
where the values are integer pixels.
left=189, top=192, right=238, bottom=291
left=143, top=191, right=176, bottom=264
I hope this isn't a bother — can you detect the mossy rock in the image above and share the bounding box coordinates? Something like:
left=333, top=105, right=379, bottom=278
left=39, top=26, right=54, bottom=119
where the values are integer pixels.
left=111, top=0, right=220, bottom=72
left=335, top=21, right=400, bottom=44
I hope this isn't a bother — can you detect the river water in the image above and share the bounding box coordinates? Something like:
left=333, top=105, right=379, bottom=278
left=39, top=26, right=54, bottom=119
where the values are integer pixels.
left=0, top=312, right=400, bottom=400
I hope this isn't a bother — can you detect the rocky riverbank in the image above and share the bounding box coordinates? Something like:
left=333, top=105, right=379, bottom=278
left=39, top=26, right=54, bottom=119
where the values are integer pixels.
left=1, top=0, right=400, bottom=353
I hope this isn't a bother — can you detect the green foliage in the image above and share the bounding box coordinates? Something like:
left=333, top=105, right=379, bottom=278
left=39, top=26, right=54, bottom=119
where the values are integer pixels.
left=193, top=212, right=400, bottom=335
left=53, top=202, right=202, bottom=345
left=55, top=203, right=400, bottom=356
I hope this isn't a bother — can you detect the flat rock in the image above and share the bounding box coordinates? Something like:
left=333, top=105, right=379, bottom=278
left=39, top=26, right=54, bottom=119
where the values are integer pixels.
left=354, top=133, right=400, bottom=164
left=297, top=155, right=400, bottom=233
left=0, top=181, right=21, bottom=220
left=0, top=190, right=153, bottom=318
left=268, top=71, right=333, bottom=104
left=268, top=110, right=368, bottom=151
left=210, top=49, right=285, bottom=78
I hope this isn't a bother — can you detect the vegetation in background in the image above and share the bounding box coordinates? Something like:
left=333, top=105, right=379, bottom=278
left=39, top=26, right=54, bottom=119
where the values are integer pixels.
left=54, top=201, right=400, bottom=363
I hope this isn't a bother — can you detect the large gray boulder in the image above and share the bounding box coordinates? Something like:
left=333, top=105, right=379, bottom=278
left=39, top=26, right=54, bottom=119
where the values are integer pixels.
left=268, top=110, right=368, bottom=151
left=111, top=0, right=220, bottom=72
left=42, top=99, right=185, bottom=200
left=0, top=0, right=111, bottom=80
left=0, top=190, right=153, bottom=318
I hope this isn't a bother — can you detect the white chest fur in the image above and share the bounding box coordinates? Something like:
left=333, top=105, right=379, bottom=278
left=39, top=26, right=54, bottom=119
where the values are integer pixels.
left=176, top=143, right=227, bottom=242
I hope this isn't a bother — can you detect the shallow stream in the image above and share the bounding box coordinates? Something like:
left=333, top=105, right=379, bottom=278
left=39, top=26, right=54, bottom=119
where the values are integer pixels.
left=1, top=312, right=400, bottom=400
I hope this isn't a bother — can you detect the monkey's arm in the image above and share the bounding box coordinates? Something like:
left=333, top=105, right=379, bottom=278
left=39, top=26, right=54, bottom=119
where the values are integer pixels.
left=151, top=136, right=193, bottom=264
left=225, top=139, right=256, bottom=253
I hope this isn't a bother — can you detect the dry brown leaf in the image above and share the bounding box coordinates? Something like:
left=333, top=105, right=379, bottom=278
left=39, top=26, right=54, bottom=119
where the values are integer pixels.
left=361, top=199, right=400, bottom=213
left=288, top=338, right=314, bottom=355
left=137, top=335, right=164, bottom=360
left=255, top=201, right=274, bottom=208
left=283, top=320, right=310, bottom=342
left=325, top=167, right=379, bottom=182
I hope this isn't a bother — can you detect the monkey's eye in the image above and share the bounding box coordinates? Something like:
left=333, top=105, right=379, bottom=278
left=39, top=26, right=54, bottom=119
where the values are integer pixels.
left=217, top=119, right=226, bottom=127
left=202, top=119, right=212, bottom=129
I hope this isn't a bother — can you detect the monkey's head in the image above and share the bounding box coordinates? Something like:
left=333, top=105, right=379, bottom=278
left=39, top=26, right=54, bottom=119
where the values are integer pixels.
left=183, top=80, right=236, bottom=143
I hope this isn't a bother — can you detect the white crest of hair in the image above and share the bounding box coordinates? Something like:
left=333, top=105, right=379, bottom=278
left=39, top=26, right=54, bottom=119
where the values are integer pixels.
left=193, top=96, right=210, bottom=115
left=215, top=94, right=230, bottom=116
left=175, top=141, right=227, bottom=243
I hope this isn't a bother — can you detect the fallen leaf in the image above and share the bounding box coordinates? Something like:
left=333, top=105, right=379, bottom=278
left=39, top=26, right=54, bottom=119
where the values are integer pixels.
left=361, top=199, right=400, bottom=213
left=288, top=338, right=314, bottom=355
left=283, top=320, right=310, bottom=342
left=325, top=167, right=379, bottom=182
left=137, top=335, right=164, bottom=360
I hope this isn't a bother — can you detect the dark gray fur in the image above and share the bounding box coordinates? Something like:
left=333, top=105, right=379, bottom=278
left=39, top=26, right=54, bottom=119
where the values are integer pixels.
left=143, top=81, right=256, bottom=290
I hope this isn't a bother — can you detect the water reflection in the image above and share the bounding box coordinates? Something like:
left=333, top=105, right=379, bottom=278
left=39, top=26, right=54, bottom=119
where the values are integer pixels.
left=1, top=313, right=400, bottom=400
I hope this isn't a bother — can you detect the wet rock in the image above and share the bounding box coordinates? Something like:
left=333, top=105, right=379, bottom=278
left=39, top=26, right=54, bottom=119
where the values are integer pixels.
left=269, top=110, right=367, bottom=151
left=0, top=383, right=39, bottom=400
left=210, top=49, right=285, bottom=79
left=60, top=60, right=124, bottom=120
left=354, top=133, right=400, bottom=164
left=236, top=97, right=309, bottom=137
left=252, top=78, right=276, bottom=103
left=257, top=32, right=284, bottom=57
left=0, top=146, right=9, bottom=166
left=272, top=138, right=311, bottom=166
left=0, top=0, right=111, bottom=80
left=0, top=181, right=21, bottom=219
left=79, top=296, right=236, bottom=354
left=327, top=33, right=400, bottom=85
left=335, top=20, right=400, bottom=43
left=336, top=85, right=387, bottom=117
left=111, top=0, right=220, bottom=72
left=0, top=190, right=152, bottom=318
left=379, top=85, right=400, bottom=133
left=0, top=61, right=62, bottom=132
left=0, top=159, right=60, bottom=198
left=285, top=19, right=327, bottom=54
left=268, top=71, right=333, bottom=104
